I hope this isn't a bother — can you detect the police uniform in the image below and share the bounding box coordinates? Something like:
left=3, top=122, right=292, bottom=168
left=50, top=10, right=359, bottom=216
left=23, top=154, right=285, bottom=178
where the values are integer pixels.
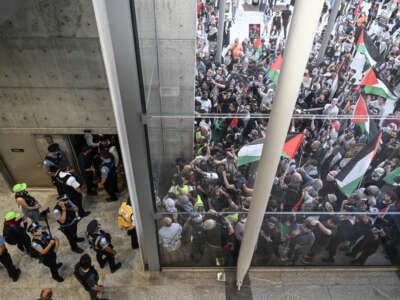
left=98, top=152, right=118, bottom=201
left=30, top=224, right=63, bottom=282
left=87, top=220, right=121, bottom=273
left=0, top=235, right=21, bottom=282
left=78, top=146, right=97, bottom=195
left=42, top=144, right=67, bottom=196
left=53, top=196, right=84, bottom=253
left=55, top=169, right=90, bottom=217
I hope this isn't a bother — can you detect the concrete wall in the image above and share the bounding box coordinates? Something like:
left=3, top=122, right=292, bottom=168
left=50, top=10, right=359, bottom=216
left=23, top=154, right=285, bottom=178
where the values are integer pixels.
left=0, top=0, right=116, bottom=134
left=135, top=0, right=196, bottom=190
left=0, top=0, right=196, bottom=192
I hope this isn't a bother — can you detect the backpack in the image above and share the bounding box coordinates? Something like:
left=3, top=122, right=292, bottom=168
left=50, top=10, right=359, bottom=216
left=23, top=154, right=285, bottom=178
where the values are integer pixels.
left=118, top=202, right=133, bottom=228
left=3, top=225, right=18, bottom=245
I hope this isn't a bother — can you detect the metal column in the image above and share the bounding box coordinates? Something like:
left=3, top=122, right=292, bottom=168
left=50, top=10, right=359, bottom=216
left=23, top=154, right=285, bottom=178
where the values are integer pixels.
left=92, top=0, right=160, bottom=270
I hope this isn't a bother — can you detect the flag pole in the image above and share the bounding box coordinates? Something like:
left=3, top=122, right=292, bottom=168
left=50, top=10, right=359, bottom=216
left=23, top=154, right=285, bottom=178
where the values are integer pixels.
left=236, top=0, right=325, bottom=290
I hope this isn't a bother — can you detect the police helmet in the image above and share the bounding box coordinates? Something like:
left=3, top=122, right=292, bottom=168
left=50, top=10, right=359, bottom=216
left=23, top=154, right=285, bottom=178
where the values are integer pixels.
left=87, top=219, right=100, bottom=234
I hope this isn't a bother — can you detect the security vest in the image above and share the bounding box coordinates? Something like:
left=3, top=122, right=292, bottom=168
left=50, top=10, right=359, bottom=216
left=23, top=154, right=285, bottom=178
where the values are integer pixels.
left=55, top=171, right=79, bottom=197
left=87, top=230, right=111, bottom=252
left=44, top=155, right=61, bottom=173
left=32, top=232, right=55, bottom=257
left=54, top=203, right=76, bottom=228
left=118, top=202, right=133, bottom=228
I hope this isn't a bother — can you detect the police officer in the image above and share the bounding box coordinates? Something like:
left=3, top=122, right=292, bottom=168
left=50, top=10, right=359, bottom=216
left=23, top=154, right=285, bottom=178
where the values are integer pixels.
left=28, top=223, right=64, bottom=282
left=74, top=254, right=108, bottom=300
left=3, top=211, right=34, bottom=256
left=87, top=219, right=121, bottom=273
left=53, top=194, right=84, bottom=253
left=13, top=182, right=41, bottom=222
left=78, top=145, right=97, bottom=196
left=0, top=235, right=21, bottom=282
left=42, top=143, right=68, bottom=196
left=55, top=167, right=90, bottom=218
left=97, top=151, right=118, bottom=202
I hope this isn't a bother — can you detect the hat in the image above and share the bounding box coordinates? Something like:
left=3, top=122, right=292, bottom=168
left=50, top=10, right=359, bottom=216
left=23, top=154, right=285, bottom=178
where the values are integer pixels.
left=5, top=211, right=21, bottom=221
left=86, top=219, right=100, bottom=234
left=12, top=183, right=27, bottom=193
left=28, top=222, right=41, bottom=234
left=202, top=219, right=217, bottom=230
left=47, top=143, right=60, bottom=152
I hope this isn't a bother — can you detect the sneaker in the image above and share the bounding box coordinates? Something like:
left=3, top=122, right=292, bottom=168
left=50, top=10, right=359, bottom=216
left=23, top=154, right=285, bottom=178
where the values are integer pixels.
left=53, top=276, right=64, bottom=282
left=72, top=247, right=84, bottom=254
left=77, top=237, right=85, bottom=242
left=56, top=263, right=63, bottom=269
left=99, top=261, right=106, bottom=269
left=106, top=197, right=118, bottom=202
left=12, top=268, right=21, bottom=282
left=81, top=211, right=91, bottom=218
left=111, top=262, right=122, bottom=273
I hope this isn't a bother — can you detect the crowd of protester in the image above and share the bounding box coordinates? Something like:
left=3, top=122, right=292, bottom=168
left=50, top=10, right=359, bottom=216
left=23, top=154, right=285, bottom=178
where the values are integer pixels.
left=157, top=0, right=400, bottom=267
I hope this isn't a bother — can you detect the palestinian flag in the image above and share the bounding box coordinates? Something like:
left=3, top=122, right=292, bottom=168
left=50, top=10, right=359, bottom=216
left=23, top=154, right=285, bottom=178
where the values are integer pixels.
left=383, top=167, right=400, bottom=185
left=236, top=132, right=305, bottom=167
left=356, top=30, right=382, bottom=67
left=351, top=95, right=370, bottom=135
left=354, top=0, right=363, bottom=16
left=361, top=68, right=397, bottom=100
left=267, top=54, right=282, bottom=88
left=336, top=130, right=382, bottom=197
left=282, top=132, right=305, bottom=159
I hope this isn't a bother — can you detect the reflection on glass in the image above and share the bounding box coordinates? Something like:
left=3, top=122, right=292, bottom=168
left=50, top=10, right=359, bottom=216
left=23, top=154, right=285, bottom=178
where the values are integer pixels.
left=156, top=211, right=399, bottom=267
left=147, top=0, right=400, bottom=268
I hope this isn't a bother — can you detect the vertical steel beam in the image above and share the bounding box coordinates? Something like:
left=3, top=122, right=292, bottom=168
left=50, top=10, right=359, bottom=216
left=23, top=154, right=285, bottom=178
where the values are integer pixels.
left=92, top=0, right=160, bottom=271
left=236, top=0, right=325, bottom=290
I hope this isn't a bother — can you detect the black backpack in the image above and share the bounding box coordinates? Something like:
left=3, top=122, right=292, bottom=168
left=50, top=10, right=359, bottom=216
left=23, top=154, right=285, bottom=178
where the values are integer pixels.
left=3, top=225, right=18, bottom=245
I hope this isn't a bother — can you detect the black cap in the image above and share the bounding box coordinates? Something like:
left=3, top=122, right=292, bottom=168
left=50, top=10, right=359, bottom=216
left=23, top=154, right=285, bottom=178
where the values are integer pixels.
left=28, top=222, right=41, bottom=234
left=47, top=143, right=60, bottom=152
left=86, top=219, right=99, bottom=234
